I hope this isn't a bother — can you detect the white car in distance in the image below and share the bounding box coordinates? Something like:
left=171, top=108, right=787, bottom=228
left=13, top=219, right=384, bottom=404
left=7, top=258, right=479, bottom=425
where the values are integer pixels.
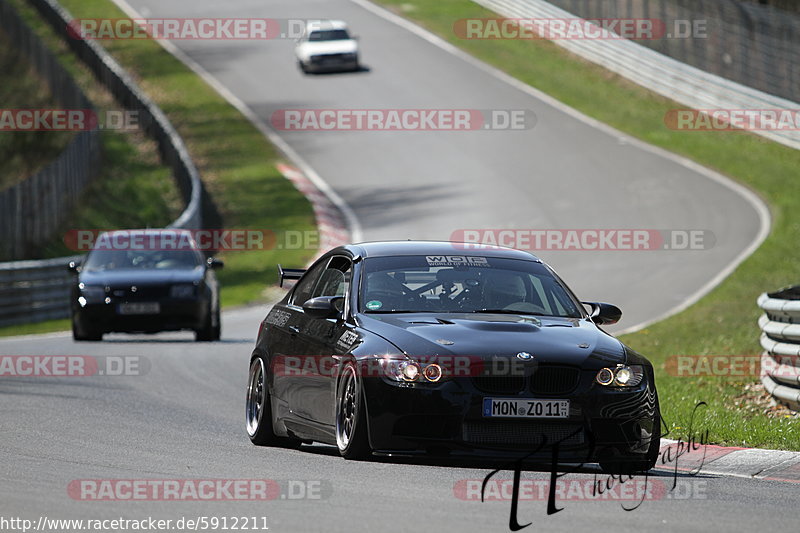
left=295, top=20, right=360, bottom=73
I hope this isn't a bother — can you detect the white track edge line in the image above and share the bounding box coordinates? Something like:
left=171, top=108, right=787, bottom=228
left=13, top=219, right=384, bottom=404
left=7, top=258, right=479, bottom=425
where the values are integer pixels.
left=350, top=0, right=771, bottom=336
left=110, top=0, right=363, bottom=244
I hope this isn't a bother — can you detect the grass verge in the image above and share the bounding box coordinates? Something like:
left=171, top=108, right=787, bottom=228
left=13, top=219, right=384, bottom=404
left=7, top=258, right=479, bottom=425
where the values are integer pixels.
left=375, top=0, right=800, bottom=449
left=2, top=0, right=315, bottom=334
left=4, top=0, right=181, bottom=261
left=0, top=30, right=73, bottom=190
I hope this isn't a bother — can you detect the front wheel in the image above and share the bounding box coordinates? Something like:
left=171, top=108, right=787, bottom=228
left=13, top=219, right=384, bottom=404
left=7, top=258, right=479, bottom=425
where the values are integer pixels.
left=246, top=356, right=300, bottom=448
left=72, top=312, right=102, bottom=341
left=335, top=362, right=370, bottom=459
left=195, top=302, right=220, bottom=342
left=599, top=417, right=661, bottom=474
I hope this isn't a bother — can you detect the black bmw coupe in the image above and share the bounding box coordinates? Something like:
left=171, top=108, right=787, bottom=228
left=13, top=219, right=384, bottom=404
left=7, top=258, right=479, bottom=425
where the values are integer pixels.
left=246, top=241, right=660, bottom=473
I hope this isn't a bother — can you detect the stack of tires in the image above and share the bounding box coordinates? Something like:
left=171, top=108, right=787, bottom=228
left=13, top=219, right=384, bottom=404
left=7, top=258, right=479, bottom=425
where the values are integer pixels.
left=758, top=286, right=800, bottom=410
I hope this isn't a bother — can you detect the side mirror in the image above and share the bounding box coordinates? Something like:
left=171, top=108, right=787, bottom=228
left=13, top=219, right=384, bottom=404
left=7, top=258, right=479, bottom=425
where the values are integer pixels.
left=67, top=260, right=81, bottom=273
left=583, top=302, right=622, bottom=326
left=207, top=257, right=224, bottom=269
left=303, top=296, right=344, bottom=319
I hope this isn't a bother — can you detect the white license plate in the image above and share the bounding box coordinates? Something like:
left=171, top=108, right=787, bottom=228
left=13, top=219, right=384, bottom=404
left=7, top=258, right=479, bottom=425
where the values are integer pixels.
left=483, top=398, right=570, bottom=418
left=118, top=302, right=160, bottom=315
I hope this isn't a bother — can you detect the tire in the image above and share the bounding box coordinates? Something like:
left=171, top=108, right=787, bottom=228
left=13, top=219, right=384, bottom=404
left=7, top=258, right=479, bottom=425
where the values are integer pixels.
left=599, top=417, right=661, bottom=475
left=298, top=60, right=308, bottom=73
left=246, top=356, right=301, bottom=448
left=195, top=302, right=220, bottom=342
left=71, top=313, right=102, bottom=341
left=335, top=362, right=370, bottom=460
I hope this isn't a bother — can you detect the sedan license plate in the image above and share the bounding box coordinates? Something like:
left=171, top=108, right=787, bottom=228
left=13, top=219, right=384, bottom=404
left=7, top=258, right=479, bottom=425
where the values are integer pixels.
left=483, top=398, right=569, bottom=418
left=118, top=302, right=160, bottom=315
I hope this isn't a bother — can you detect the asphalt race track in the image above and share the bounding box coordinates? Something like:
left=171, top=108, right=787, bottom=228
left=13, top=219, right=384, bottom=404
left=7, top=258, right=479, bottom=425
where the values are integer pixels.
left=116, top=0, right=768, bottom=332
left=1, top=323, right=799, bottom=533
left=0, top=1, right=786, bottom=532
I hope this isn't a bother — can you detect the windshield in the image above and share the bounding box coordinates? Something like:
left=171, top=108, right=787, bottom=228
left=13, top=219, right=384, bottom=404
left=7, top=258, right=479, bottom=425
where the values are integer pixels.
left=308, top=29, right=351, bottom=41
left=359, top=255, right=583, bottom=317
left=84, top=248, right=203, bottom=272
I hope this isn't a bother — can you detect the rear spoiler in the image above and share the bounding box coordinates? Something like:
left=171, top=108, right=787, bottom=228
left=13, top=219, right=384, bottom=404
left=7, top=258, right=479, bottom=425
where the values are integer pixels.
left=278, top=264, right=306, bottom=287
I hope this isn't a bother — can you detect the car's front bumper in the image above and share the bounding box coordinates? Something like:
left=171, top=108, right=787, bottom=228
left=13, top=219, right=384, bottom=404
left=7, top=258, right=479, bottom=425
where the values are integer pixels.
left=74, top=298, right=208, bottom=334
left=305, top=55, right=358, bottom=72
left=361, top=373, right=658, bottom=463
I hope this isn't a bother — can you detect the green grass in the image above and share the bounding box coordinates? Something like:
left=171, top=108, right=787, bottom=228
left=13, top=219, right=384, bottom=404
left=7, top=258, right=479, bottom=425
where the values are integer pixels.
left=0, top=319, right=70, bottom=338
left=0, top=31, right=73, bottom=190
left=55, top=0, right=316, bottom=308
left=1, top=0, right=315, bottom=335
left=4, top=0, right=180, bottom=261
left=375, top=0, right=800, bottom=449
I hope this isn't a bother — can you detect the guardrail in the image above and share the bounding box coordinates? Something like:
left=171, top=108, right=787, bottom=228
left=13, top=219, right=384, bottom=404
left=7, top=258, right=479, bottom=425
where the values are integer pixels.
left=30, top=0, right=214, bottom=231
left=473, top=0, right=800, bottom=151
left=0, top=0, right=100, bottom=260
left=0, top=256, right=82, bottom=328
left=757, top=286, right=800, bottom=410
left=0, top=0, right=217, bottom=329
left=543, top=0, right=799, bottom=105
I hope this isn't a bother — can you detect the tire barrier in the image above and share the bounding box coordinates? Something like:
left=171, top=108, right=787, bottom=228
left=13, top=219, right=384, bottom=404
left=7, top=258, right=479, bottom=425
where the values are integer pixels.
left=757, top=286, right=800, bottom=410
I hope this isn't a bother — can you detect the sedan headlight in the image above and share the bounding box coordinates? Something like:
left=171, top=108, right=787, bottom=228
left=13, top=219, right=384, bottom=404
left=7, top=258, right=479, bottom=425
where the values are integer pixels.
left=78, top=283, right=106, bottom=301
left=169, top=284, right=196, bottom=298
left=595, top=365, right=644, bottom=387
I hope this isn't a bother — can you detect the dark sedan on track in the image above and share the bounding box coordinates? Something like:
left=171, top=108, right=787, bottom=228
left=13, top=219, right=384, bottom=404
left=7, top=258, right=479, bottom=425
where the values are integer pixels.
left=246, top=242, right=660, bottom=473
left=69, top=229, right=223, bottom=341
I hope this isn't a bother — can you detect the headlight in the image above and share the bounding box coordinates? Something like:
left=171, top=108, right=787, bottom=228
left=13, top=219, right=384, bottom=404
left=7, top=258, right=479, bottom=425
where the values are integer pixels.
left=423, top=364, right=443, bottom=382
left=78, top=283, right=106, bottom=301
left=380, top=358, right=443, bottom=383
left=595, top=367, right=614, bottom=386
left=595, top=365, right=644, bottom=387
left=169, top=284, right=196, bottom=298
left=400, top=362, right=420, bottom=381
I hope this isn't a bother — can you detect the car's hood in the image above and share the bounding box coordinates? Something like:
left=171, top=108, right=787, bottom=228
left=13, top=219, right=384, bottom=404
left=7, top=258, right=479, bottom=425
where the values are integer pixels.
left=297, top=40, right=358, bottom=55
left=79, top=268, right=203, bottom=287
left=357, top=313, right=626, bottom=368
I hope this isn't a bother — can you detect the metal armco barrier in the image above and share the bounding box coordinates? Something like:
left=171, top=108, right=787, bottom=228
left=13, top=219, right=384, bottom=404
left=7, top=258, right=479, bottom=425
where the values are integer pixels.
left=757, top=287, right=800, bottom=410
left=0, top=256, right=82, bottom=328
left=0, top=0, right=100, bottom=260
left=545, top=0, right=799, bottom=105
left=0, top=0, right=217, bottom=328
left=473, top=0, right=800, bottom=150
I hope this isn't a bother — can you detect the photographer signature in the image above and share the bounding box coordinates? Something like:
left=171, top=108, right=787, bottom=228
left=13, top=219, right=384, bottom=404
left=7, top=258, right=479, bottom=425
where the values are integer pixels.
left=481, top=402, right=710, bottom=530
